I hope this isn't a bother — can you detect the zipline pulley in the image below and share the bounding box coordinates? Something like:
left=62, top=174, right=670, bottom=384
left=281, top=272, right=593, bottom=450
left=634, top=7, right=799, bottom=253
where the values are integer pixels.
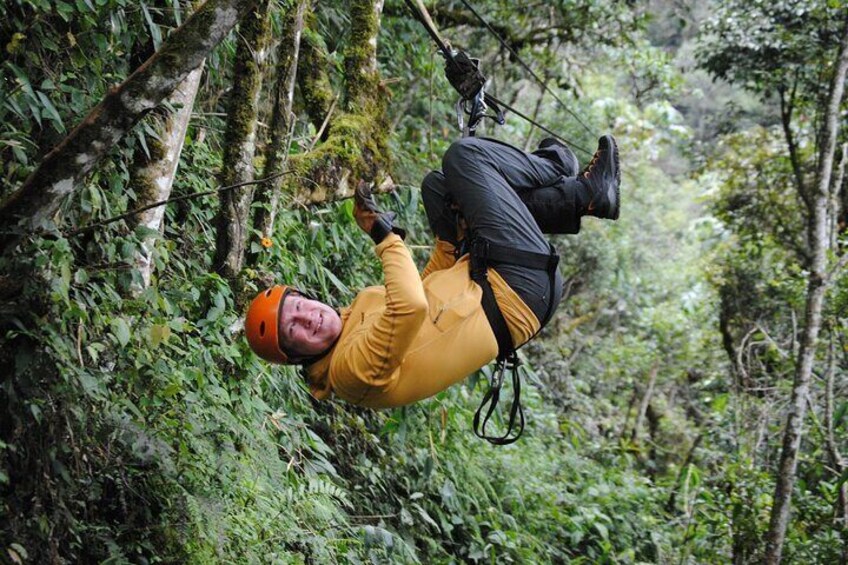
left=401, top=0, right=590, bottom=154
left=455, top=86, right=505, bottom=137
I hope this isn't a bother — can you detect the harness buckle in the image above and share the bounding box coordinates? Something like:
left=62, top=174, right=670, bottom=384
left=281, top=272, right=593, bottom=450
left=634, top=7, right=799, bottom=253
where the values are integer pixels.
left=547, top=244, right=560, bottom=270
left=491, top=359, right=506, bottom=390
left=469, top=237, right=490, bottom=278
left=470, top=237, right=490, bottom=260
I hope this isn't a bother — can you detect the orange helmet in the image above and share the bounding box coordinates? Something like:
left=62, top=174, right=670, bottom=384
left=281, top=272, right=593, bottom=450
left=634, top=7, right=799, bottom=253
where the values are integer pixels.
left=245, top=284, right=298, bottom=364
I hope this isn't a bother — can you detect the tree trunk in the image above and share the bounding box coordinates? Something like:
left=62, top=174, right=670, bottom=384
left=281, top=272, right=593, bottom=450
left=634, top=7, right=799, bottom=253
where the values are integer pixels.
left=250, top=0, right=308, bottom=255
left=764, top=19, right=848, bottom=564
left=822, top=339, right=848, bottom=539
left=212, top=0, right=273, bottom=280
left=129, top=65, right=204, bottom=290
left=631, top=364, right=658, bottom=443
left=296, top=8, right=334, bottom=137
left=831, top=142, right=847, bottom=248
left=0, top=0, right=256, bottom=257
left=286, top=0, right=391, bottom=203
left=665, top=433, right=703, bottom=512
left=344, top=0, right=385, bottom=112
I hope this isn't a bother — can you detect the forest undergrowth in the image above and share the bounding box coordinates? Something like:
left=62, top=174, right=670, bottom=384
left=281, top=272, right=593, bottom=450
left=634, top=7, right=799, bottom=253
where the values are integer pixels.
left=2, top=0, right=847, bottom=563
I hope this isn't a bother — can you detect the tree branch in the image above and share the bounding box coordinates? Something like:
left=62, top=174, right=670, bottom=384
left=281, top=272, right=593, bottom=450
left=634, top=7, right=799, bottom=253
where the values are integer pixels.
left=0, top=0, right=257, bottom=257
left=779, top=79, right=810, bottom=211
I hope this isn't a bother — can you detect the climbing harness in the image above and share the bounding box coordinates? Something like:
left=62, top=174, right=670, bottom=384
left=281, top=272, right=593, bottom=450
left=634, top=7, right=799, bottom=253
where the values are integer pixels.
left=402, top=0, right=567, bottom=443
left=468, top=235, right=559, bottom=444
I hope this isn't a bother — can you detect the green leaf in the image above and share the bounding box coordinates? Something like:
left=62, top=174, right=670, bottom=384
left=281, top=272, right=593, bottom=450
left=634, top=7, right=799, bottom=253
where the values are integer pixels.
left=121, top=398, right=145, bottom=421
left=134, top=225, right=160, bottom=239
left=412, top=503, right=439, bottom=530
left=594, top=523, right=609, bottom=541
left=836, top=467, right=848, bottom=491
left=162, top=382, right=181, bottom=397
left=171, top=0, right=183, bottom=26
left=55, top=0, right=75, bottom=22
left=150, top=324, right=171, bottom=347
left=29, top=403, right=42, bottom=424
left=834, top=402, right=848, bottom=429
left=111, top=317, right=131, bottom=346
left=168, top=317, right=187, bottom=332
left=6, top=62, right=37, bottom=102
left=37, top=90, right=65, bottom=132
left=141, top=3, right=163, bottom=49
left=342, top=199, right=354, bottom=219
left=711, top=393, right=729, bottom=413
left=322, top=266, right=350, bottom=294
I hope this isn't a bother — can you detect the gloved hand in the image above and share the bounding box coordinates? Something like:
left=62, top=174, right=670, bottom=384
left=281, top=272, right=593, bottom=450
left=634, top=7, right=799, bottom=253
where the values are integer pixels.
left=354, top=182, right=407, bottom=244
left=445, top=51, right=486, bottom=99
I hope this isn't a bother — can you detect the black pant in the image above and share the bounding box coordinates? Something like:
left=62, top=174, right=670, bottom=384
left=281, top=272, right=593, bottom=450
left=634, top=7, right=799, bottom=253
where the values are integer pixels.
left=422, top=137, right=585, bottom=325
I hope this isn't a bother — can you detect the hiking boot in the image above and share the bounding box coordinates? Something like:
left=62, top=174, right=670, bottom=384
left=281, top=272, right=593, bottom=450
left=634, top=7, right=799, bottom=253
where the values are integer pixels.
left=579, top=135, right=620, bottom=220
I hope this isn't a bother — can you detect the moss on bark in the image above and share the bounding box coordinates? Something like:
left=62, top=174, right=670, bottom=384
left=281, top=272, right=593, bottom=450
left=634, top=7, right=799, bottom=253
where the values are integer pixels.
left=213, top=0, right=273, bottom=280
left=343, top=0, right=380, bottom=112
left=287, top=102, right=390, bottom=203
left=287, top=0, right=390, bottom=204
left=251, top=0, right=307, bottom=251
left=296, top=9, right=334, bottom=136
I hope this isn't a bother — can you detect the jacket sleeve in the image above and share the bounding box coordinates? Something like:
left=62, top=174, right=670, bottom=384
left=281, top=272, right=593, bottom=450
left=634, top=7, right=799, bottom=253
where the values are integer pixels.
left=420, top=238, right=458, bottom=279
left=333, top=233, right=428, bottom=395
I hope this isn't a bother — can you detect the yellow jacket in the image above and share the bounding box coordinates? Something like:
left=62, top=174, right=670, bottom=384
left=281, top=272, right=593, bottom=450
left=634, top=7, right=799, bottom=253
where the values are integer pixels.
left=305, top=233, right=540, bottom=408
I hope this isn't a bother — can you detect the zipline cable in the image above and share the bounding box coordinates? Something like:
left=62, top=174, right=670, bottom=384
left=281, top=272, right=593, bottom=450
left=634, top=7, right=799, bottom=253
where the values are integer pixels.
left=401, top=0, right=593, bottom=156
left=457, top=0, right=594, bottom=136
left=483, top=92, right=591, bottom=155
left=65, top=171, right=293, bottom=237
left=403, top=0, right=455, bottom=63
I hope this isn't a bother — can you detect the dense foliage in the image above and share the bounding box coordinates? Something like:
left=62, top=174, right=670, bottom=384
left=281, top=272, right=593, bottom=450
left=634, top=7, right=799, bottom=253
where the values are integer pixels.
left=1, top=0, right=846, bottom=563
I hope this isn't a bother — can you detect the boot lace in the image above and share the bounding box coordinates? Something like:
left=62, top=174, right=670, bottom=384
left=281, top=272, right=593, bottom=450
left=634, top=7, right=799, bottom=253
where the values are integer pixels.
left=581, top=150, right=601, bottom=178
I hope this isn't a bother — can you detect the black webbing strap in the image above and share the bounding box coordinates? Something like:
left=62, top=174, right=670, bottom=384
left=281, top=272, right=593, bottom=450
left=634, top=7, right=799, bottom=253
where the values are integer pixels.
left=471, top=238, right=556, bottom=271
left=469, top=236, right=559, bottom=445
left=472, top=351, right=524, bottom=445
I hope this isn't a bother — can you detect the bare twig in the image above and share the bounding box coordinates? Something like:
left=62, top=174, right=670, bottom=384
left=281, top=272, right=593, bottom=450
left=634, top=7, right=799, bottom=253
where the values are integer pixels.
left=826, top=252, right=848, bottom=285
left=307, top=93, right=340, bottom=151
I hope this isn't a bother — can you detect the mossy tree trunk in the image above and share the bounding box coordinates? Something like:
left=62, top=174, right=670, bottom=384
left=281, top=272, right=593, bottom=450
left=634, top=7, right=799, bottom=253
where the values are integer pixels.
left=129, top=65, right=204, bottom=291
left=296, top=7, right=334, bottom=138
left=212, top=0, right=273, bottom=280
left=0, top=0, right=257, bottom=258
left=250, top=0, right=308, bottom=259
left=287, top=0, right=391, bottom=204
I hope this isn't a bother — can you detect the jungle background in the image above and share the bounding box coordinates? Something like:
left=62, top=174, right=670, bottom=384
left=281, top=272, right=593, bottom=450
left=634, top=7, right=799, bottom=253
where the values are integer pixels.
left=1, top=0, right=847, bottom=562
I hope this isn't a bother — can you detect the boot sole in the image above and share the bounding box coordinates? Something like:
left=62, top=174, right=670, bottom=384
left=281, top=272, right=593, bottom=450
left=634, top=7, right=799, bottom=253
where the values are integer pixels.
left=603, top=135, right=620, bottom=220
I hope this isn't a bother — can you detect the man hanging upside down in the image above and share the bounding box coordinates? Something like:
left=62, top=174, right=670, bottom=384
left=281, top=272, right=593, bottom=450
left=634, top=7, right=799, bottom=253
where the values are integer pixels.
left=245, top=135, right=620, bottom=433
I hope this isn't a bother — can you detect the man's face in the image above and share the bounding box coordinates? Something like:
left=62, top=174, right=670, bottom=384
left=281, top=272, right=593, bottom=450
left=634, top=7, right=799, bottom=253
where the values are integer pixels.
left=279, top=293, right=342, bottom=358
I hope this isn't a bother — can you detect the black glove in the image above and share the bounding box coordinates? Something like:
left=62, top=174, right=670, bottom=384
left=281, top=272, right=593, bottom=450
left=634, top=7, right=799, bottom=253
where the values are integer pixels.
left=354, top=183, right=407, bottom=244
left=445, top=51, right=486, bottom=99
